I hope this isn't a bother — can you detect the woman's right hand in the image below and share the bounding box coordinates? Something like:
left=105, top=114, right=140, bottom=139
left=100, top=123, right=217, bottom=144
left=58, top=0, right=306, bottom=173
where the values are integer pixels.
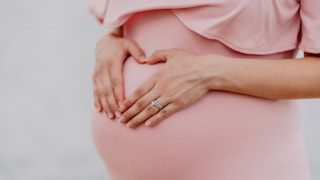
left=93, top=30, right=146, bottom=119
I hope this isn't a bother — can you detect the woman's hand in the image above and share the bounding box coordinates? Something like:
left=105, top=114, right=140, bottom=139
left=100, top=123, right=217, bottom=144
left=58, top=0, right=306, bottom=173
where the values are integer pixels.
left=93, top=32, right=146, bottom=119
left=118, top=49, right=214, bottom=128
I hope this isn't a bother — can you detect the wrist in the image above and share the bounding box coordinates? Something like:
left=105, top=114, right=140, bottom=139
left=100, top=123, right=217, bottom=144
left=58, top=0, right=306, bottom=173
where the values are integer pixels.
left=201, top=54, right=239, bottom=92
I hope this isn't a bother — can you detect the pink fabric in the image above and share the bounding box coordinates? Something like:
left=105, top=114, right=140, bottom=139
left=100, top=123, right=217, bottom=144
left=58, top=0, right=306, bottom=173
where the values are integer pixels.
left=87, top=0, right=107, bottom=22
left=88, top=0, right=320, bottom=54
left=90, top=9, right=310, bottom=180
left=299, top=0, right=320, bottom=53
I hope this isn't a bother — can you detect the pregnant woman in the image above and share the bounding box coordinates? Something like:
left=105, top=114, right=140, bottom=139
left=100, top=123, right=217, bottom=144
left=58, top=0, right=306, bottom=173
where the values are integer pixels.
left=88, top=0, right=319, bottom=179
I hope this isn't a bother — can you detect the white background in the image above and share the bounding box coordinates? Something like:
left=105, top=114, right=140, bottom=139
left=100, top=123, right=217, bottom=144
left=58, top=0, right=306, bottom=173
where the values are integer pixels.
left=0, top=1, right=319, bottom=179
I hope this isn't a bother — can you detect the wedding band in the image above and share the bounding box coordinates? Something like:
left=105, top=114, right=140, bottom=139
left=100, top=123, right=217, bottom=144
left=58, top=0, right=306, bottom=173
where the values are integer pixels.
left=151, top=99, right=164, bottom=110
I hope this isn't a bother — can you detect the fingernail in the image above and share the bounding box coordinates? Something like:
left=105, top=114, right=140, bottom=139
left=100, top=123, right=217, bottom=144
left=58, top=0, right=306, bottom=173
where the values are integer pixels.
left=145, top=121, right=151, bottom=127
left=117, top=101, right=122, bottom=107
left=115, top=111, right=121, bottom=118
left=119, top=116, right=125, bottom=123
left=108, top=113, right=114, bottom=119
left=119, top=104, right=125, bottom=112
left=127, top=123, right=132, bottom=128
left=140, top=56, right=147, bottom=62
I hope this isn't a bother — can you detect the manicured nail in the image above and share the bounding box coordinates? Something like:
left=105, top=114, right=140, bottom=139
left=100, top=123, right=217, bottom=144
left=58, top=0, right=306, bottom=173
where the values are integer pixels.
left=95, top=105, right=102, bottom=112
left=145, top=121, right=151, bottom=127
left=119, top=104, right=125, bottom=112
left=140, top=56, right=147, bottom=62
left=119, top=116, right=125, bottom=123
left=127, top=123, right=133, bottom=128
left=108, top=113, right=114, bottom=119
left=115, top=111, right=121, bottom=118
left=117, top=101, right=122, bottom=107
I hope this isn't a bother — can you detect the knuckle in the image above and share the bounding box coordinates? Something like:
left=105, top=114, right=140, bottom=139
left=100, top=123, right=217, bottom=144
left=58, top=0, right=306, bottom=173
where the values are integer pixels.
left=157, top=82, right=169, bottom=92
left=161, top=109, right=168, bottom=116
left=106, top=61, right=113, bottom=68
left=135, top=88, right=145, bottom=97
left=97, top=56, right=112, bottom=65
left=92, top=71, right=101, bottom=82
left=99, top=95, right=108, bottom=102
left=163, top=91, right=174, bottom=99
left=101, top=82, right=112, bottom=91
left=145, top=105, right=156, bottom=115
left=111, top=77, right=122, bottom=88
left=97, top=89, right=108, bottom=97
left=93, top=85, right=105, bottom=95
left=93, top=89, right=100, bottom=96
left=136, top=100, right=146, bottom=108
left=174, top=99, right=185, bottom=107
left=93, top=70, right=110, bottom=83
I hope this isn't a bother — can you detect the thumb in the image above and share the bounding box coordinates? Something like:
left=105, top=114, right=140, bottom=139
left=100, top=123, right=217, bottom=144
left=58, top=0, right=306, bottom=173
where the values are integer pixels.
left=146, top=50, right=169, bottom=65
left=125, top=39, right=146, bottom=64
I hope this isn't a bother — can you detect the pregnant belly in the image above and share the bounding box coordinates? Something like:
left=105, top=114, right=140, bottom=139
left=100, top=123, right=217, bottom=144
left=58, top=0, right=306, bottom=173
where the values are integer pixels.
left=91, top=10, right=308, bottom=180
left=92, top=58, right=304, bottom=179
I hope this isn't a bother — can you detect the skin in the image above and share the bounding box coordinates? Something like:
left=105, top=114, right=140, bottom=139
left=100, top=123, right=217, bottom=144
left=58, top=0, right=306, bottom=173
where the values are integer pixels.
left=93, top=27, right=320, bottom=128
left=93, top=27, right=146, bottom=119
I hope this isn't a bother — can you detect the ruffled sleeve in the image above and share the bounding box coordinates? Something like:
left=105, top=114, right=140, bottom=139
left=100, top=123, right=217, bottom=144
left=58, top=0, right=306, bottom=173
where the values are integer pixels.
left=87, top=0, right=213, bottom=27
left=87, top=0, right=309, bottom=55
left=299, top=0, right=320, bottom=54
left=87, top=0, right=108, bottom=23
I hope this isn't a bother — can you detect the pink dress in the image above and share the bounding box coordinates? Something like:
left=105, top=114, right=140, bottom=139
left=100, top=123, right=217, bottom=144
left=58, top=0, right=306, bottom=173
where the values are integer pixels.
left=88, top=1, right=320, bottom=179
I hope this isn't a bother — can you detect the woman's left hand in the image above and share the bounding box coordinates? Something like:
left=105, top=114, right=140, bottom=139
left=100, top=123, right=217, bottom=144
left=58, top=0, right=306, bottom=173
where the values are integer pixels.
left=118, top=49, right=213, bottom=128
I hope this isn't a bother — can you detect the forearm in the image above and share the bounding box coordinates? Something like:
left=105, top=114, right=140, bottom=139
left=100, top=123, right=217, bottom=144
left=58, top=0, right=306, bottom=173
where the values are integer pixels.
left=205, top=55, right=320, bottom=99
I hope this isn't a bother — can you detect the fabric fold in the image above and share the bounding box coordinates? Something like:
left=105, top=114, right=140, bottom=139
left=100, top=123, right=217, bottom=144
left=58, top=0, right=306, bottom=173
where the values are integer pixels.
left=88, top=0, right=320, bottom=54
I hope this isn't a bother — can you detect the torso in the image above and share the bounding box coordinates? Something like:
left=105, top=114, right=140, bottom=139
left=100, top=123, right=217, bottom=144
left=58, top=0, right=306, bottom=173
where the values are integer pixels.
left=91, top=10, right=310, bottom=180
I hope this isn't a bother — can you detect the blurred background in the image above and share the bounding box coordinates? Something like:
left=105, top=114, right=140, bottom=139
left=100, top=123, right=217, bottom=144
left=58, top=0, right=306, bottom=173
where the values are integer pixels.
left=0, top=1, right=319, bottom=180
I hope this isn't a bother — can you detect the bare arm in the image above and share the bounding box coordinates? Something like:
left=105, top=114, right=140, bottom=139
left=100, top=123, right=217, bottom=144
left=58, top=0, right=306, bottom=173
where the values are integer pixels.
left=205, top=53, right=320, bottom=99
left=118, top=50, right=320, bottom=128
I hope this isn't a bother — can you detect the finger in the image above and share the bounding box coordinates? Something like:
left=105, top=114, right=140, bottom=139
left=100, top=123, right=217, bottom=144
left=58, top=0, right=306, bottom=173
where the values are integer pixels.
left=119, top=75, right=157, bottom=113
left=106, top=91, right=120, bottom=117
left=118, top=98, right=149, bottom=124
left=100, top=96, right=115, bottom=119
left=93, top=79, right=104, bottom=113
left=146, top=49, right=171, bottom=64
left=94, top=96, right=102, bottom=112
left=145, top=103, right=177, bottom=127
left=126, top=97, right=169, bottom=129
left=126, top=104, right=159, bottom=128
left=100, top=70, right=120, bottom=116
left=119, top=90, right=158, bottom=124
left=110, top=63, right=125, bottom=105
left=125, top=39, right=146, bottom=63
